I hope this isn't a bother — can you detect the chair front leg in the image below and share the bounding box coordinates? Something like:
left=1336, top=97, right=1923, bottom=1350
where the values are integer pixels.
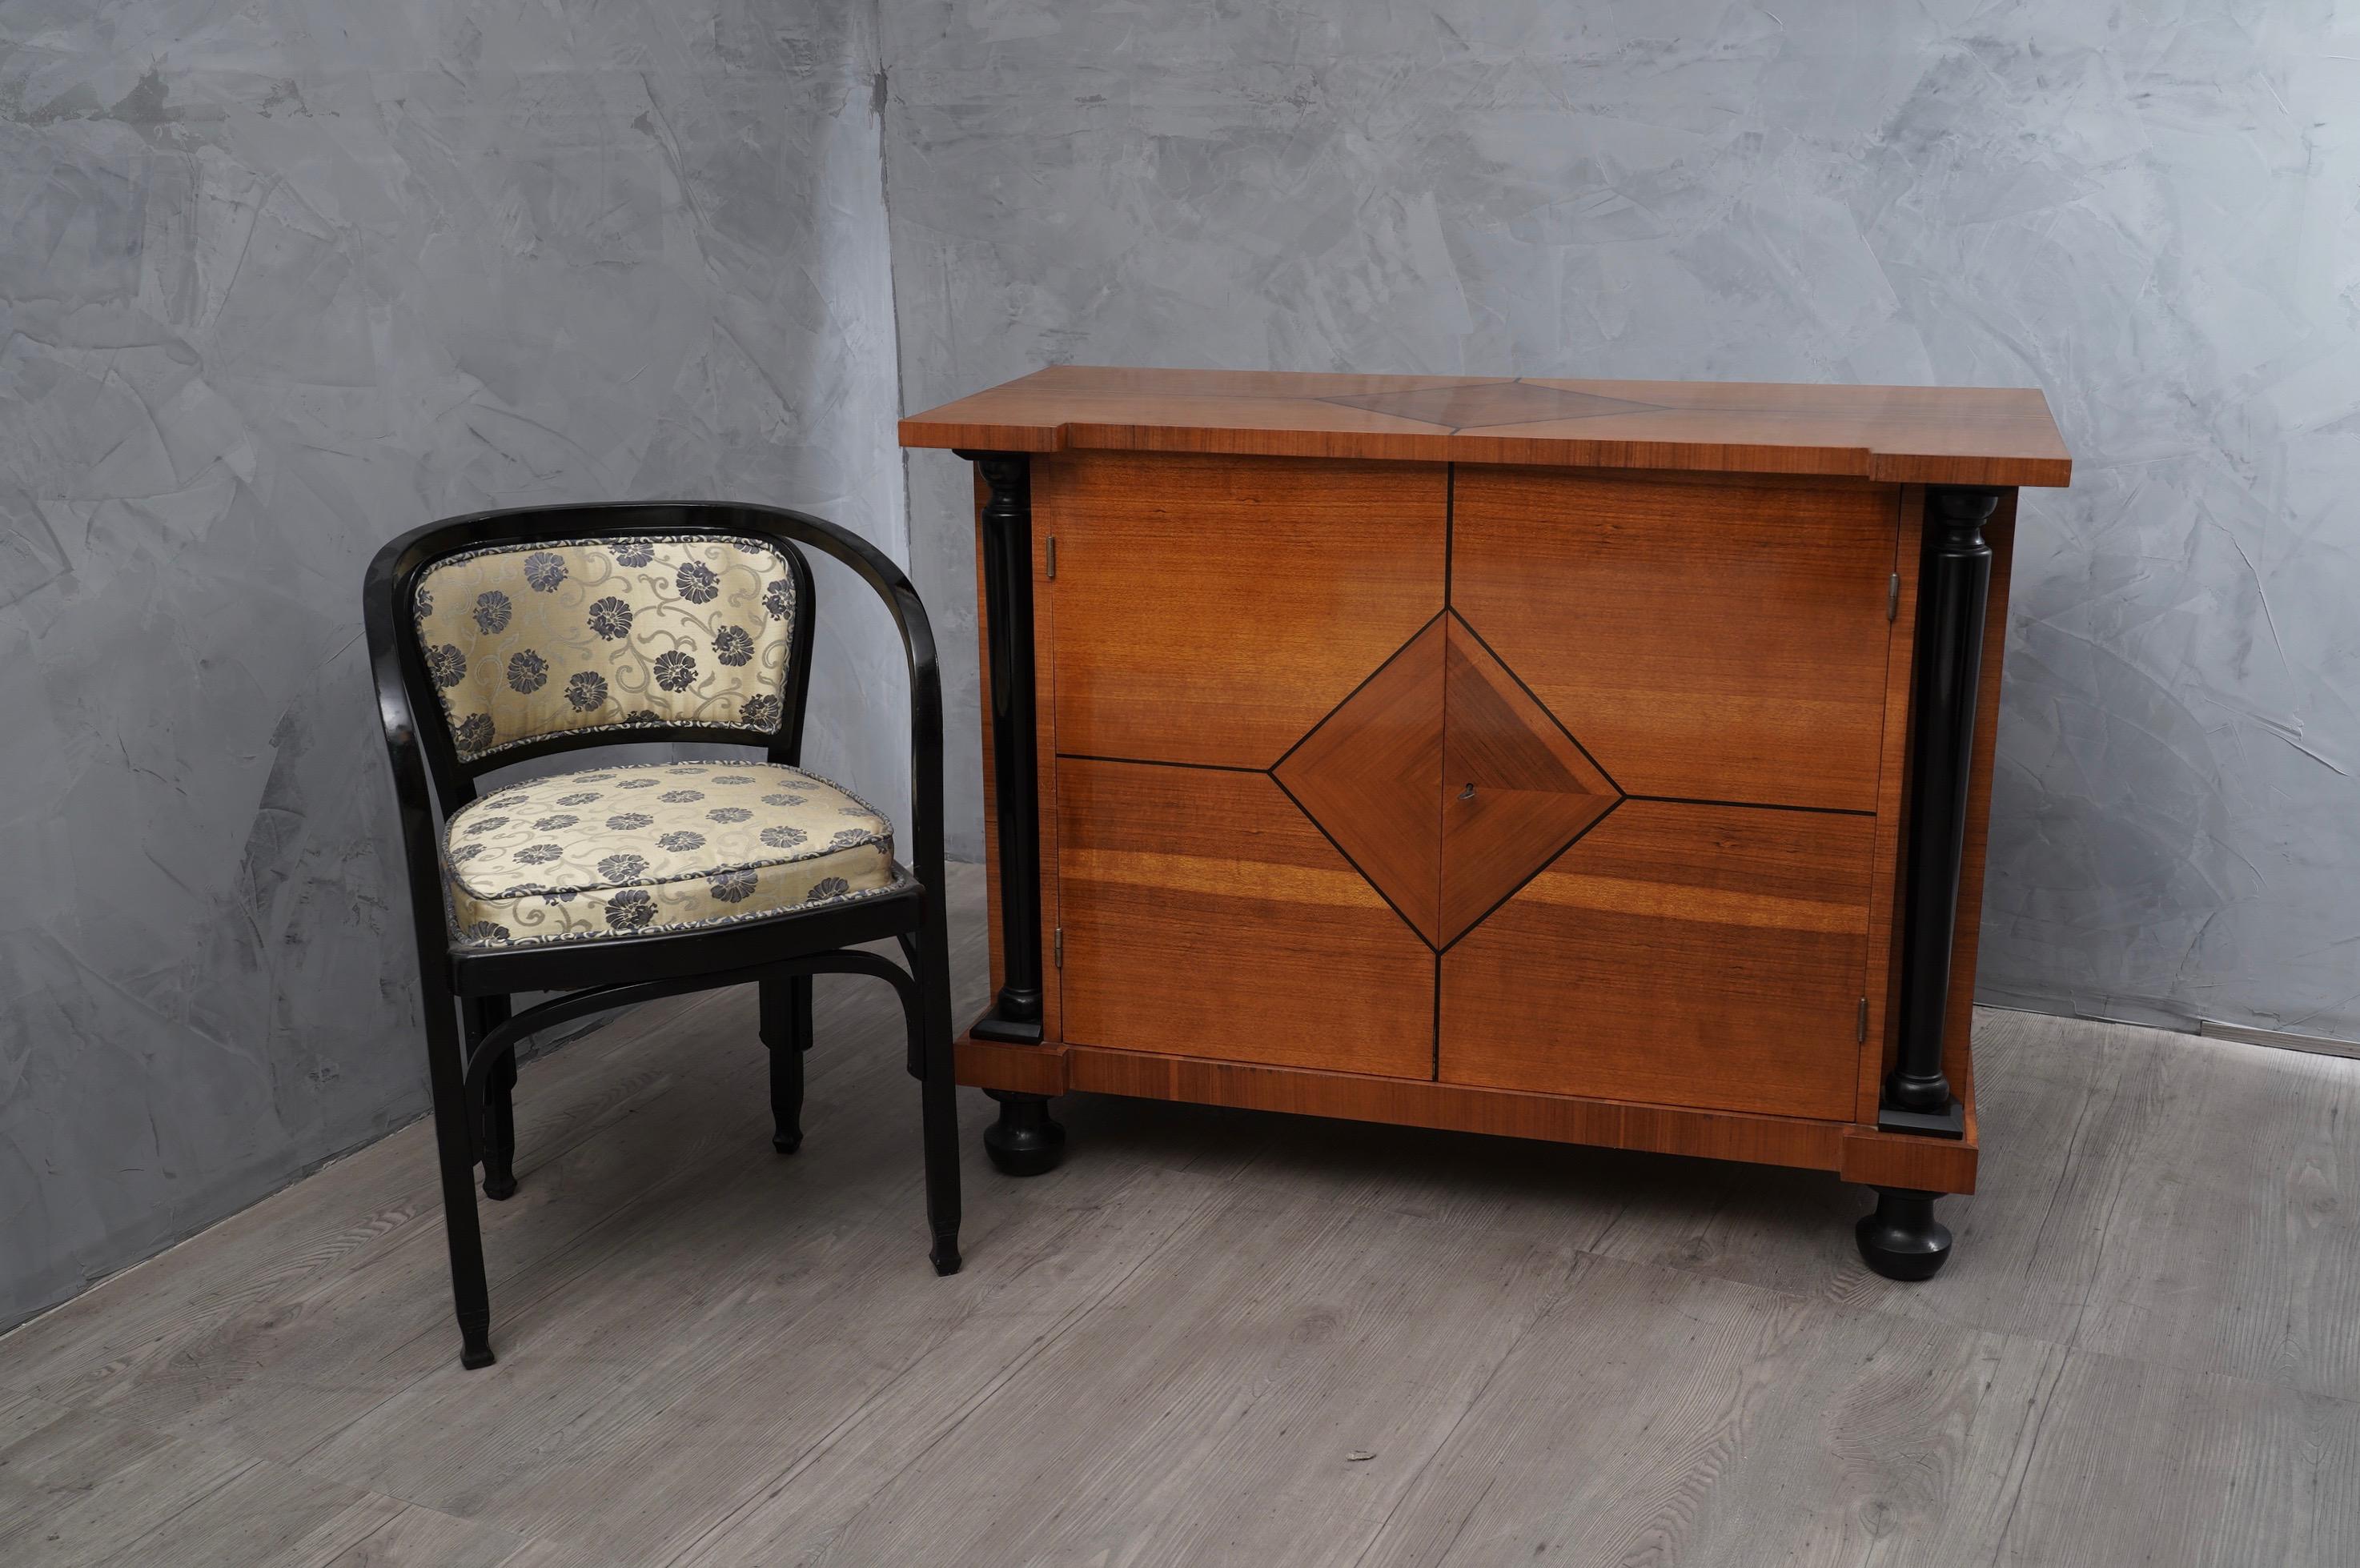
left=426, top=975, right=496, bottom=1369
left=465, top=996, right=518, bottom=1200
left=759, top=974, right=813, bottom=1153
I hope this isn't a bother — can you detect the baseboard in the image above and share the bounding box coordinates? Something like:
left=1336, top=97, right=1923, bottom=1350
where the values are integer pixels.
left=2197, top=1018, right=2360, bottom=1062
left=1977, top=1001, right=2360, bottom=1063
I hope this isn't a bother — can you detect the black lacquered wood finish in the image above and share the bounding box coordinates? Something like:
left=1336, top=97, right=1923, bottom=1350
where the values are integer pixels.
left=1883, top=487, right=1997, bottom=1137
left=958, top=451, right=1047, bottom=1044
left=1856, top=1186, right=1954, bottom=1280
left=364, top=500, right=961, bottom=1369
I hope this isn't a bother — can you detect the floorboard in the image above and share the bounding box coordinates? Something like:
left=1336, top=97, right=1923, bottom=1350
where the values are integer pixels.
left=2, top=864, right=2354, bottom=1566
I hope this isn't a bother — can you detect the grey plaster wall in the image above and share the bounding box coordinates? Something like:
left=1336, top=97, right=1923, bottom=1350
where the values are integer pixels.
left=881, top=2, right=2360, bottom=1040
left=9, top=0, right=2359, bottom=1332
left=0, top=3, right=911, bottom=1327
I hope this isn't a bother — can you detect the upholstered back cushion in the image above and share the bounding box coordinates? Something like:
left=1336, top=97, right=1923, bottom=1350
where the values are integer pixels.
left=411, top=535, right=797, bottom=763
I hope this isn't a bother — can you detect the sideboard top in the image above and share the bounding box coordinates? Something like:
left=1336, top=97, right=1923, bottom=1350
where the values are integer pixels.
left=899, top=365, right=2071, bottom=487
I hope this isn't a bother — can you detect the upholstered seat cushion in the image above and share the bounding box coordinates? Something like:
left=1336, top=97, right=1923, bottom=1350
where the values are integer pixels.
left=443, top=762, right=900, bottom=948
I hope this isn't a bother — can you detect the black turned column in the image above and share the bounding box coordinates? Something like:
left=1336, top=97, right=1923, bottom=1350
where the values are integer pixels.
left=1880, top=487, right=2001, bottom=1140
left=958, top=451, right=1046, bottom=1045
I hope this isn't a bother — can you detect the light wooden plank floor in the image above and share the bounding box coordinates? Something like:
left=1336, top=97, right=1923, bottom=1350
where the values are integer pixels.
left=4, top=863, right=2356, bottom=1566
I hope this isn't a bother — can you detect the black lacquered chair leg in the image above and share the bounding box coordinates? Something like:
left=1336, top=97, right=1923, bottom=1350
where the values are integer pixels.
left=983, top=1090, right=1066, bottom=1177
left=907, top=928, right=962, bottom=1276
left=427, top=986, right=495, bottom=1368
left=1856, top=1187, right=1953, bottom=1281
left=760, top=975, right=813, bottom=1153
left=464, top=996, right=517, bottom=1201
left=482, top=1049, right=519, bottom=1200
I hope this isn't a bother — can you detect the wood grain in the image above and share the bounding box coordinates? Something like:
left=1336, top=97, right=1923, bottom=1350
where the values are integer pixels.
left=1587, top=1007, right=2360, bottom=1403
left=901, top=365, right=2073, bottom=487
left=1040, top=450, right=1447, bottom=768
left=14, top=884, right=2360, bottom=1567
left=1440, top=800, right=1875, bottom=1121
left=1857, top=486, right=1921, bottom=1122
left=1853, top=488, right=2006, bottom=1129
left=1055, top=758, right=1436, bottom=1077
left=1272, top=616, right=1447, bottom=944
left=1450, top=466, right=1902, bottom=811
left=775, top=1187, right=1577, bottom=1567
left=1353, top=1251, right=2358, bottom=1568
left=1070, top=1048, right=1884, bottom=1177
left=952, top=1037, right=1979, bottom=1194
left=1836, top=1124, right=1982, bottom=1192
left=1439, top=613, right=1619, bottom=944
left=1941, top=496, right=2016, bottom=1131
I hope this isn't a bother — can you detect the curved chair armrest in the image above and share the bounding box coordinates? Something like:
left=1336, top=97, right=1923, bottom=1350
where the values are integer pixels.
left=362, top=549, right=471, bottom=982
left=746, top=508, right=947, bottom=921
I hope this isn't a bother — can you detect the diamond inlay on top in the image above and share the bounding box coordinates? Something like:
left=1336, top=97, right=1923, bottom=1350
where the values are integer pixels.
left=1322, top=379, right=1666, bottom=431
left=1440, top=616, right=1620, bottom=944
left=1274, top=619, right=1447, bottom=944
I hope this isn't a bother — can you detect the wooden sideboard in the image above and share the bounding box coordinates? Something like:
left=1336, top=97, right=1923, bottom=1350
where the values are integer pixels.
left=900, top=367, right=2071, bottom=1277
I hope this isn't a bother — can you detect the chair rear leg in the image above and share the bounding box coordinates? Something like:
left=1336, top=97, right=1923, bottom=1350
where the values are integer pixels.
left=483, top=1050, right=519, bottom=1200
left=467, top=996, right=518, bottom=1200
left=760, top=974, right=813, bottom=1153
left=427, top=982, right=496, bottom=1369
left=909, top=928, right=962, bottom=1276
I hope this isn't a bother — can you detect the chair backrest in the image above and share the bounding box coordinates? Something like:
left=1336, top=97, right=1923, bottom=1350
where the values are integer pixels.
left=412, top=533, right=801, bottom=764
left=371, top=507, right=820, bottom=809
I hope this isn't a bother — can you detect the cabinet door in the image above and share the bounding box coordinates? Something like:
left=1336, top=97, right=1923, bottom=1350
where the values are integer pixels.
left=1046, top=452, right=1448, bottom=1073
left=1451, top=467, right=1898, bottom=812
left=1440, top=469, right=1898, bottom=1119
left=1442, top=801, right=1875, bottom=1119
left=1044, top=451, right=1447, bottom=769
left=1057, top=759, right=1436, bottom=1077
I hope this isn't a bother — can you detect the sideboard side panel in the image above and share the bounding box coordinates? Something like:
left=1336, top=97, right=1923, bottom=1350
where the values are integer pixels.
left=1857, top=489, right=2015, bottom=1131
left=1944, top=491, right=2017, bottom=1122
left=1858, top=485, right=1923, bottom=1124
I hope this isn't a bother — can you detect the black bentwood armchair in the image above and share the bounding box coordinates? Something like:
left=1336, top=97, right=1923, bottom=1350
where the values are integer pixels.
left=363, top=502, right=957, bottom=1369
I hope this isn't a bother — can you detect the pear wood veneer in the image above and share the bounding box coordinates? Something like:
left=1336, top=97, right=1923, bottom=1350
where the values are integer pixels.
left=906, top=367, right=2071, bottom=1226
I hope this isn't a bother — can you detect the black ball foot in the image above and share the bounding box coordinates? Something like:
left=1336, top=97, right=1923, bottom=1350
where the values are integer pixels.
left=1855, top=1188, right=1953, bottom=1281
left=460, top=1336, right=496, bottom=1370
left=983, top=1092, right=1066, bottom=1177
left=931, top=1234, right=962, bottom=1276
left=773, top=1126, right=803, bottom=1155
left=481, top=1168, right=517, bottom=1201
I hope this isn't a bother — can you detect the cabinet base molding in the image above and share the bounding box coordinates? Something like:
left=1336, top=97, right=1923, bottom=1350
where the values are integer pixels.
left=955, top=1034, right=1978, bottom=1196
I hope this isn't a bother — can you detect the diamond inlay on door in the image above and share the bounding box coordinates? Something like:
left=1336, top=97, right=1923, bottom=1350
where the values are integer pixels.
left=1440, top=617, right=1620, bottom=944
left=1274, top=618, right=1447, bottom=944
left=1274, top=612, right=1622, bottom=950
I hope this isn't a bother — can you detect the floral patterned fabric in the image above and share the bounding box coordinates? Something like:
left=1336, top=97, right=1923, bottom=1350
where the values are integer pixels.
left=443, top=762, right=899, bottom=948
left=413, top=536, right=797, bottom=763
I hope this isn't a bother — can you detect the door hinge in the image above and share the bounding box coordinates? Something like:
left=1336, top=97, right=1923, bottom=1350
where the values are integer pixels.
left=1886, top=573, right=1900, bottom=621
left=1046, top=535, right=1057, bottom=580
left=1857, top=997, right=1869, bottom=1041
left=1053, top=926, right=1063, bottom=968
